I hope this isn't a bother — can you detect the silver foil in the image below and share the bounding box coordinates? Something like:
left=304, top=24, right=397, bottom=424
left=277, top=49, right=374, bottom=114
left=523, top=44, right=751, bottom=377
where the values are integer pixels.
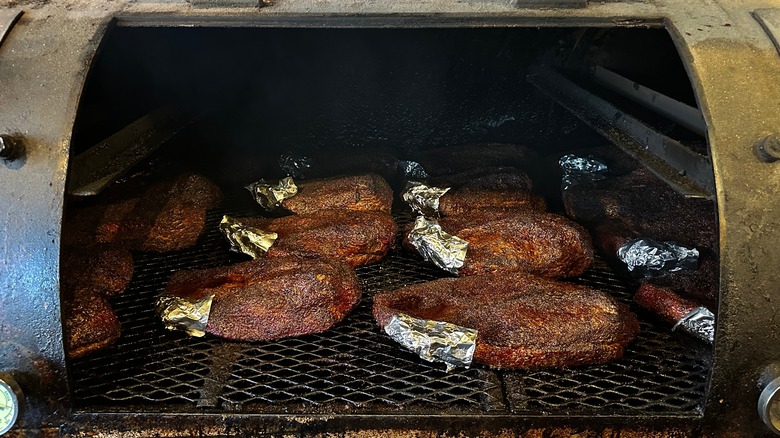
left=384, top=313, right=477, bottom=372
left=398, top=160, right=429, bottom=181
left=673, top=306, right=715, bottom=343
left=219, top=216, right=278, bottom=258
left=279, top=153, right=314, bottom=178
left=559, top=154, right=608, bottom=190
left=402, top=183, right=451, bottom=217
left=617, top=238, right=699, bottom=276
left=245, top=176, right=298, bottom=210
left=156, top=293, right=214, bottom=337
left=408, top=216, right=468, bottom=274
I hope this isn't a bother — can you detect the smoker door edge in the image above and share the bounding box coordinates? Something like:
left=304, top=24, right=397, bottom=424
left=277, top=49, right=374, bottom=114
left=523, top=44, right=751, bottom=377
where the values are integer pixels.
left=0, top=10, right=112, bottom=429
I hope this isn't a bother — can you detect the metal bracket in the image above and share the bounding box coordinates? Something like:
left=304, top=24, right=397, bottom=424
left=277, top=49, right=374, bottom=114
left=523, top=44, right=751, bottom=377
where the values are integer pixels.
left=0, top=9, right=23, bottom=49
left=753, top=9, right=780, bottom=57
left=529, top=66, right=714, bottom=200
left=67, top=106, right=192, bottom=196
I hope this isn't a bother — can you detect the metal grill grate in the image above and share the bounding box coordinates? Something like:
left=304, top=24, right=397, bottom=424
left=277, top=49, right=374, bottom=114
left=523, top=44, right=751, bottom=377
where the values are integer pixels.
left=69, top=193, right=710, bottom=417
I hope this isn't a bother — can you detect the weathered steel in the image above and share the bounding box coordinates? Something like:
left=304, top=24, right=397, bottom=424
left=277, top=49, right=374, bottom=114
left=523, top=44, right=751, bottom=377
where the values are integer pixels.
left=0, top=9, right=21, bottom=48
left=754, top=9, right=780, bottom=56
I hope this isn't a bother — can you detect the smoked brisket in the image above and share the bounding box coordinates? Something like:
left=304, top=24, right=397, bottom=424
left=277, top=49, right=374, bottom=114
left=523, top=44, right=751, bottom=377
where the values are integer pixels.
left=236, top=210, right=396, bottom=268
left=404, top=211, right=593, bottom=277
left=63, top=173, right=222, bottom=252
left=61, top=246, right=134, bottom=359
left=164, top=256, right=361, bottom=341
left=282, top=173, right=393, bottom=214
left=373, top=273, right=640, bottom=369
left=413, top=143, right=538, bottom=176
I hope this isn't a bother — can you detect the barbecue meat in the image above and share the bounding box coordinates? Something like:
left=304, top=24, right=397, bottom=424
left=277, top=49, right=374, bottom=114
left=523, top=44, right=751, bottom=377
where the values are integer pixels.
left=562, top=167, right=716, bottom=249
left=373, top=273, right=639, bottom=369
left=413, top=143, right=538, bottom=176
left=164, top=256, right=361, bottom=341
left=61, top=246, right=134, bottom=297
left=63, top=289, right=122, bottom=359
left=282, top=173, right=393, bottom=214
left=61, top=246, right=133, bottom=359
left=236, top=210, right=396, bottom=268
left=63, top=173, right=222, bottom=252
left=436, top=170, right=546, bottom=216
left=634, top=283, right=705, bottom=324
left=404, top=211, right=593, bottom=277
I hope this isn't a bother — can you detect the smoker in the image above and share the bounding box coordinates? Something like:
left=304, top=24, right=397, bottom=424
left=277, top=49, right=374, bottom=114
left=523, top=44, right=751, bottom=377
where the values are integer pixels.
left=0, top=0, right=778, bottom=436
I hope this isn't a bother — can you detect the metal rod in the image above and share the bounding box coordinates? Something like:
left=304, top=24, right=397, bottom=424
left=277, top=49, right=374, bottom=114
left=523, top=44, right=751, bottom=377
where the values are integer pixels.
left=528, top=66, right=714, bottom=199
left=590, top=65, right=707, bottom=136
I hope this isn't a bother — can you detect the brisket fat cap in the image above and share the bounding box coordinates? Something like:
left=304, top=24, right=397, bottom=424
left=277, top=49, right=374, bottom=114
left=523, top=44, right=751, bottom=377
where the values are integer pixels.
left=236, top=210, right=397, bottom=268
left=281, top=173, right=393, bottom=214
left=164, top=256, right=362, bottom=342
left=373, top=273, right=640, bottom=369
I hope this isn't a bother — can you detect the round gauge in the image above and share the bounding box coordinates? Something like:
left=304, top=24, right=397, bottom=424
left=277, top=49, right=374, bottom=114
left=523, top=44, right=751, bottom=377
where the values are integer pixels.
left=0, top=373, right=22, bottom=436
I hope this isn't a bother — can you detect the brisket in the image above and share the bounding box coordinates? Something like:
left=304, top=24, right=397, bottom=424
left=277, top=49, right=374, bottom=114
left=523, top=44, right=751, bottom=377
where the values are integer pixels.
left=282, top=173, right=393, bottom=214
left=404, top=211, right=593, bottom=277
left=63, top=173, right=222, bottom=252
left=236, top=210, right=396, bottom=268
left=373, top=273, right=639, bottom=369
left=61, top=246, right=134, bottom=359
left=413, top=143, right=538, bottom=176
left=164, top=256, right=361, bottom=341
left=437, top=170, right=546, bottom=216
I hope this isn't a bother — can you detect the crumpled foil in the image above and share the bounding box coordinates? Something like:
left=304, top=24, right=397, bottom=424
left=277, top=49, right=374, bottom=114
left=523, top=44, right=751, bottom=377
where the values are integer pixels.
left=408, top=216, right=468, bottom=274
left=398, top=160, right=429, bottom=181
left=672, top=306, right=715, bottom=343
left=559, top=154, right=608, bottom=190
left=219, top=216, right=278, bottom=258
left=245, top=176, right=298, bottom=210
left=384, top=313, right=477, bottom=372
left=402, top=183, right=451, bottom=217
left=155, top=293, right=214, bottom=337
left=617, top=238, right=699, bottom=276
left=279, top=153, right=314, bottom=178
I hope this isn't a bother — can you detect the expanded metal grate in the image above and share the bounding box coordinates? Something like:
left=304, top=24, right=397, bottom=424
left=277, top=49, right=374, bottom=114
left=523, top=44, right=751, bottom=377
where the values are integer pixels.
left=69, top=193, right=710, bottom=417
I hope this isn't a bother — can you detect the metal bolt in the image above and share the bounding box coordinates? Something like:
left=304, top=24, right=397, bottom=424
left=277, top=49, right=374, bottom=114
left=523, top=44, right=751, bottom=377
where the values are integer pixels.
left=755, top=135, right=780, bottom=163
left=0, top=135, right=22, bottom=161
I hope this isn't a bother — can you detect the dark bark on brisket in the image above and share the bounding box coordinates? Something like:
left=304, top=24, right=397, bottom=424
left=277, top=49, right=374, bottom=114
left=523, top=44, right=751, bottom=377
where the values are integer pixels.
left=236, top=210, right=397, bottom=268
left=373, top=273, right=640, bottom=369
left=63, top=173, right=222, bottom=252
left=61, top=246, right=134, bottom=359
left=562, top=167, right=716, bottom=249
left=634, top=283, right=703, bottom=324
left=404, top=211, right=594, bottom=278
left=436, top=170, right=547, bottom=216
left=164, top=256, right=361, bottom=341
left=412, top=143, right=538, bottom=176
left=281, top=173, right=393, bottom=214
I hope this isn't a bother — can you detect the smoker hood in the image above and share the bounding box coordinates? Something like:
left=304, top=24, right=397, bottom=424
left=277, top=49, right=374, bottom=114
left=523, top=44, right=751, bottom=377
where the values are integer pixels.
left=0, top=0, right=779, bottom=436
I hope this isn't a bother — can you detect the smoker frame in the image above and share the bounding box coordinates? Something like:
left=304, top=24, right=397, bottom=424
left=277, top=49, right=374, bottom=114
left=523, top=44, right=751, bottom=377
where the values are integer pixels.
left=0, top=0, right=778, bottom=435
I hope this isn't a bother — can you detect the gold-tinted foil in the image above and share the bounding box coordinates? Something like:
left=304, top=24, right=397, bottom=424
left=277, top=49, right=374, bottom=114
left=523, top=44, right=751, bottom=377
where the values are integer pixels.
left=384, top=313, right=478, bottom=372
left=408, top=216, right=468, bottom=274
left=402, top=183, right=450, bottom=218
left=219, top=216, right=278, bottom=259
left=156, top=293, right=214, bottom=337
left=245, top=176, right=298, bottom=210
